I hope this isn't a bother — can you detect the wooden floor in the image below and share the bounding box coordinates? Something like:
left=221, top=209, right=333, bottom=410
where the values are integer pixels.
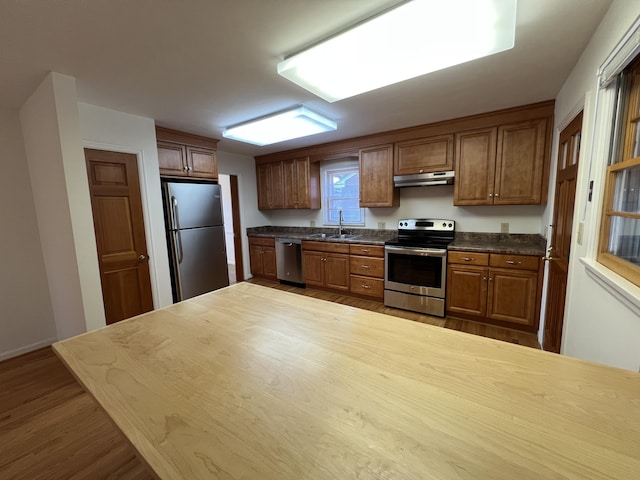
left=1, top=280, right=539, bottom=479
left=247, top=277, right=541, bottom=349
left=0, top=347, right=153, bottom=480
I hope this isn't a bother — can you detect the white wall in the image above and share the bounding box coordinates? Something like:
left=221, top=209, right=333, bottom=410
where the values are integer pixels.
left=0, top=108, right=57, bottom=360
left=218, top=174, right=235, bottom=265
left=264, top=185, right=544, bottom=234
left=78, top=102, right=173, bottom=309
left=550, top=0, right=640, bottom=371
left=217, top=151, right=269, bottom=279
left=20, top=73, right=104, bottom=339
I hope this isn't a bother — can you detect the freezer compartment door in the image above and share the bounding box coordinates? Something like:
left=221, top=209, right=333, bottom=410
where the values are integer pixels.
left=165, top=182, right=223, bottom=229
left=172, top=225, right=229, bottom=301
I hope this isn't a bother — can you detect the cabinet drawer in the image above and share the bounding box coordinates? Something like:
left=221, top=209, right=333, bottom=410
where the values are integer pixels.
left=350, top=244, right=384, bottom=257
left=349, top=257, right=384, bottom=278
left=302, top=240, right=350, bottom=254
left=350, top=275, right=384, bottom=298
left=249, top=237, right=275, bottom=247
left=489, top=253, right=539, bottom=271
left=448, top=251, right=489, bottom=266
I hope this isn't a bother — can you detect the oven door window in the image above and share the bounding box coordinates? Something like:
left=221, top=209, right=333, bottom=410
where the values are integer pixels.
left=387, top=251, right=443, bottom=288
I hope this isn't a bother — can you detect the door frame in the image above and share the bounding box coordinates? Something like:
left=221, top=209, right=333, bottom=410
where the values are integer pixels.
left=83, top=141, right=163, bottom=309
left=229, top=175, right=245, bottom=283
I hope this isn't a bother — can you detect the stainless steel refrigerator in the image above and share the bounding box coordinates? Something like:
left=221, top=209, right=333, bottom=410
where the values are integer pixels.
left=163, top=181, right=229, bottom=302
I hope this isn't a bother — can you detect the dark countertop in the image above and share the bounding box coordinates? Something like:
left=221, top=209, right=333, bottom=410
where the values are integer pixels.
left=448, top=233, right=547, bottom=256
left=246, top=226, right=397, bottom=246
left=247, top=227, right=547, bottom=254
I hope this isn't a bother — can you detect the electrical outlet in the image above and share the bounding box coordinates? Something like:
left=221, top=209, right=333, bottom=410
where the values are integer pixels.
left=377, top=222, right=386, bottom=230
left=577, top=222, right=584, bottom=245
left=310, top=220, right=316, bottom=227
left=500, top=222, right=509, bottom=233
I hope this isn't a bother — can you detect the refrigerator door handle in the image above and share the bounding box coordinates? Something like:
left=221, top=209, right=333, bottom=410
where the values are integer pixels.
left=171, top=196, right=181, bottom=230
left=171, top=230, right=184, bottom=299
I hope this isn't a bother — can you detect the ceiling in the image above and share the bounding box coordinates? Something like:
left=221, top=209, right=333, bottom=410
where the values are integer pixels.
left=0, top=0, right=611, bottom=157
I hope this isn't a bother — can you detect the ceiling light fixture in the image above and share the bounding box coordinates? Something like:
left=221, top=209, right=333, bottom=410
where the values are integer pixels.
left=278, top=0, right=517, bottom=102
left=222, top=106, right=337, bottom=146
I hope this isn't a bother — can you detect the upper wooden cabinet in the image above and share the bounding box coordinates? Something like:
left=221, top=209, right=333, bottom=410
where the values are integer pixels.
left=156, top=127, right=219, bottom=180
left=394, top=134, right=454, bottom=175
left=359, top=144, right=399, bottom=208
left=454, top=118, right=549, bottom=205
left=257, top=162, right=284, bottom=210
left=283, top=157, right=320, bottom=209
left=257, top=157, right=320, bottom=210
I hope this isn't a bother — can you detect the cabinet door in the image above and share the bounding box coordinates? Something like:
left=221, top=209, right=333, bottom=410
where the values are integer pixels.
left=494, top=118, right=548, bottom=205
left=394, top=134, right=454, bottom=175
left=262, top=246, right=277, bottom=278
left=302, top=251, right=324, bottom=287
left=158, top=141, right=187, bottom=176
left=325, top=253, right=350, bottom=291
left=446, top=265, right=487, bottom=317
left=359, top=144, right=398, bottom=207
left=283, top=157, right=320, bottom=209
left=283, top=159, right=298, bottom=208
left=453, top=128, right=497, bottom=206
left=186, top=146, right=217, bottom=179
left=487, top=268, right=538, bottom=327
left=249, top=244, right=264, bottom=276
left=257, top=162, right=285, bottom=210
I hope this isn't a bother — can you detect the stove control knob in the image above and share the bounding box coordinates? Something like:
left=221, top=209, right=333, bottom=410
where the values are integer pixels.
left=442, top=222, right=446, bottom=227
left=448, top=223, right=452, bottom=227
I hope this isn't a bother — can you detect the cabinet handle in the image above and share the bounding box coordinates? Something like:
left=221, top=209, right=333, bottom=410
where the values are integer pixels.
left=419, top=169, right=424, bottom=173
left=361, top=284, right=371, bottom=289
left=361, top=265, right=370, bottom=269
left=183, top=165, right=189, bottom=171
left=489, top=277, right=493, bottom=281
left=462, top=257, right=474, bottom=261
left=362, top=249, right=370, bottom=253
left=483, top=277, right=487, bottom=280
left=494, top=193, right=499, bottom=197
left=506, top=260, right=521, bottom=265
left=489, top=193, right=493, bottom=197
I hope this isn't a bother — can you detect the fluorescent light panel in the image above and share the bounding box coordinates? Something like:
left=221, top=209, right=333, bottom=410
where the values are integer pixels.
left=278, top=0, right=517, bottom=102
left=222, top=106, right=337, bottom=146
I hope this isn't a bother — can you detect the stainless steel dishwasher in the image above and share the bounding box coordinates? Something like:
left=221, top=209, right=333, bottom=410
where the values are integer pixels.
left=276, top=238, right=304, bottom=285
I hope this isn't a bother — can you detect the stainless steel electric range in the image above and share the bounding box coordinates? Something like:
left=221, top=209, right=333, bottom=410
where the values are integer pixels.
left=384, top=218, right=455, bottom=317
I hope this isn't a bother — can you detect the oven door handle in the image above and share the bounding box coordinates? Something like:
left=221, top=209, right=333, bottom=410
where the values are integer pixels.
left=385, top=246, right=447, bottom=257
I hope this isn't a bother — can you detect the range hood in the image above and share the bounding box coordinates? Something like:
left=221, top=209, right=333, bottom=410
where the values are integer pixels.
left=394, top=170, right=455, bottom=187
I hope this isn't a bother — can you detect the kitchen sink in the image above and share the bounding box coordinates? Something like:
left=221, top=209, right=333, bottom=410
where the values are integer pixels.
left=327, top=234, right=360, bottom=240
left=306, top=233, right=328, bottom=239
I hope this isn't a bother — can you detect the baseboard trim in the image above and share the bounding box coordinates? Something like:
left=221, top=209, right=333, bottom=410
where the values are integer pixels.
left=0, top=338, right=58, bottom=362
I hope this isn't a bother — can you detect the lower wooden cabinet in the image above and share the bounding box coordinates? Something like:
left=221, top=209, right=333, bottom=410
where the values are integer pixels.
left=349, top=244, right=384, bottom=299
left=447, top=250, right=542, bottom=332
left=249, top=237, right=277, bottom=280
left=302, top=241, right=350, bottom=291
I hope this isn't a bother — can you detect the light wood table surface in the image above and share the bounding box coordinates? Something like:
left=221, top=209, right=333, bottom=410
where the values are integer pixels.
left=53, top=282, right=640, bottom=479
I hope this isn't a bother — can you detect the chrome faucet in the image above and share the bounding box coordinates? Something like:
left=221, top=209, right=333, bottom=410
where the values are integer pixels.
left=339, top=209, right=344, bottom=236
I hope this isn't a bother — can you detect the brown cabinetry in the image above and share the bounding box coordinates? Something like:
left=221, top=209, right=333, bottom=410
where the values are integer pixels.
left=156, top=127, right=219, bottom=180
left=454, top=118, right=549, bottom=205
left=302, top=241, right=350, bottom=291
left=257, top=162, right=284, bottom=209
left=447, top=250, right=542, bottom=332
left=349, top=244, right=384, bottom=299
left=283, top=157, right=320, bottom=209
left=257, top=157, right=320, bottom=210
left=359, top=144, right=398, bottom=208
left=249, top=237, right=277, bottom=279
left=394, top=134, right=454, bottom=175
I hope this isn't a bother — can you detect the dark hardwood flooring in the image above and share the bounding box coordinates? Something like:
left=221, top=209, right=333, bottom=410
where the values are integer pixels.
left=1, top=278, right=539, bottom=478
left=0, top=347, right=153, bottom=480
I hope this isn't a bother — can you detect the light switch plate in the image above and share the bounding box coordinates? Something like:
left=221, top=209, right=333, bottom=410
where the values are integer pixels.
left=500, top=222, right=509, bottom=233
left=378, top=222, right=386, bottom=230
left=310, top=220, right=316, bottom=227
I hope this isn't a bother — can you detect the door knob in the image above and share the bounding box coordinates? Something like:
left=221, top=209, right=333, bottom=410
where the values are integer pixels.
left=138, top=254, right=148, bottom=262
left=542, top=246, right=554, bottom=262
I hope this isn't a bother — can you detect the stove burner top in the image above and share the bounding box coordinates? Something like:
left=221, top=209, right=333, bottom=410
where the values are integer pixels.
left=385, top=218, right=455, bottom=249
